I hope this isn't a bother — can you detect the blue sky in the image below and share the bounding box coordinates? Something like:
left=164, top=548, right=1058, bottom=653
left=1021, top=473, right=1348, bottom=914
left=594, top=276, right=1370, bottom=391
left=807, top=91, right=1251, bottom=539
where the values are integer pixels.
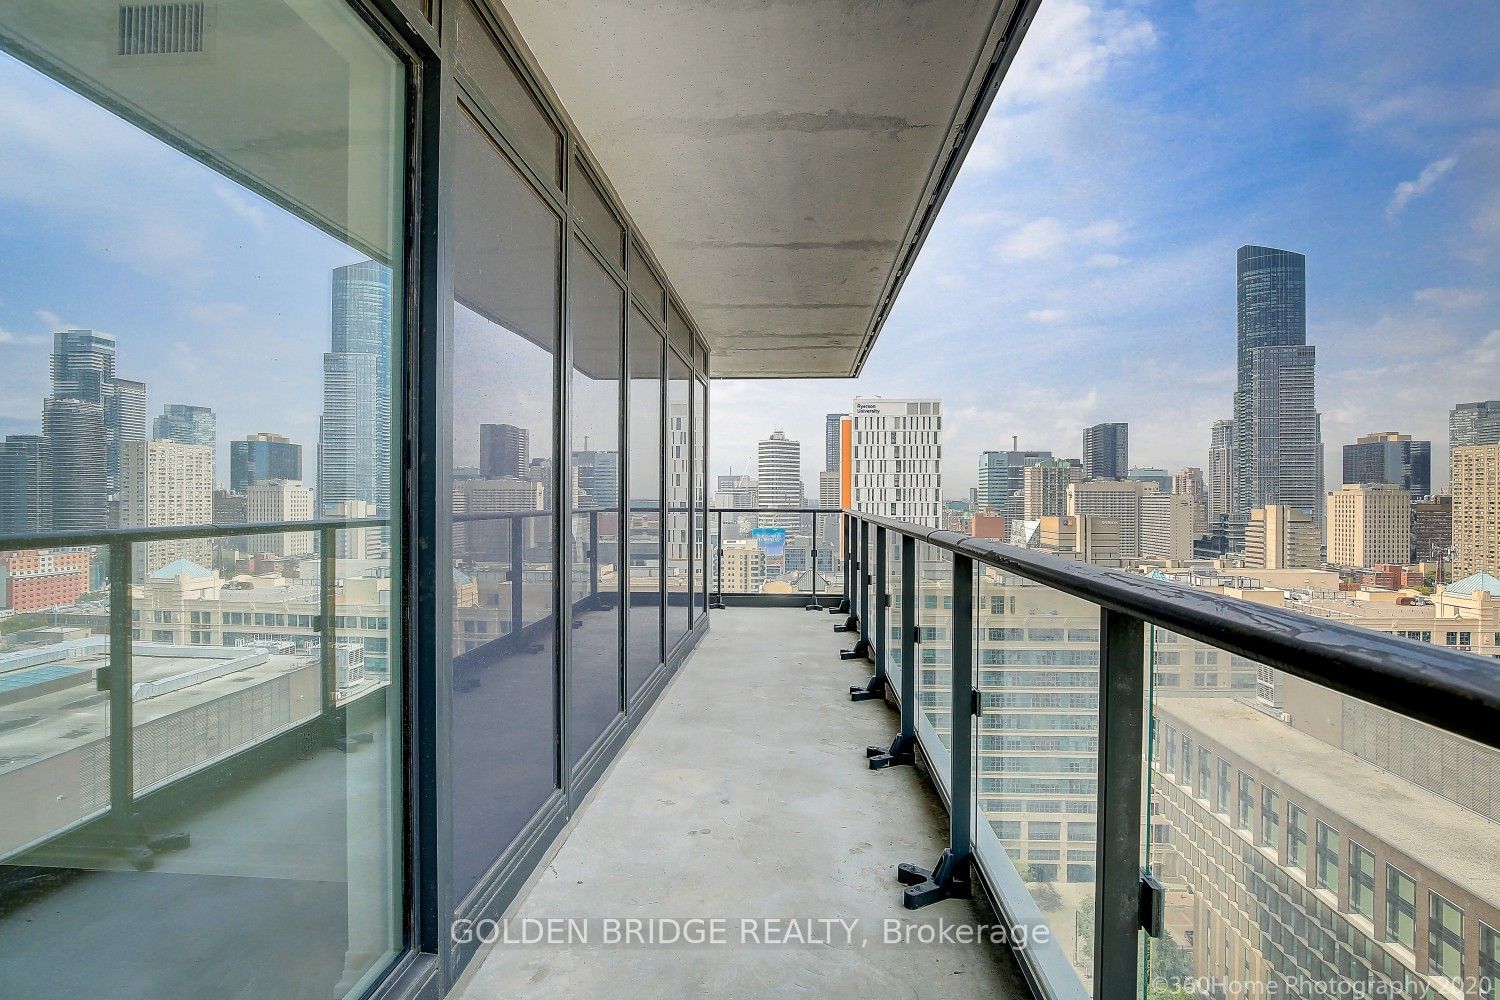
left=1, top=1, right=1496, bottom=501
left=709, top=0, right=1500, bottom=497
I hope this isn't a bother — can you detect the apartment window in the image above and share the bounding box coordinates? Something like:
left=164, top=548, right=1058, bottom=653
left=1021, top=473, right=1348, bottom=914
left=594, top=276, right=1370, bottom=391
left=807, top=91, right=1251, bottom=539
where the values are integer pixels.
left=1314, top=822, right=1339, bottom=892
left=1429, top=892, right=1464, bottom=983
left=1196, top=747, right=1210, bottom=800
left=1030, top=822, right=1061, bottom=842
left=1181, top=736, right=1194, bottom=787
left=1216, top=758, right=1231, bottom=815
left=1067, top=822, right=1096, bottom=842
left=1480, top=923, right=1499, bottom=1000
left=1386, top=866, right=1416, bottom=950
left=1237, top=773, right=1254, bottom=831
left=1349, top=842, right=1375, bottom=919
left=1287, top=803, right=1307, bottom=872
left=1165, top=726, right=1177, bottom=776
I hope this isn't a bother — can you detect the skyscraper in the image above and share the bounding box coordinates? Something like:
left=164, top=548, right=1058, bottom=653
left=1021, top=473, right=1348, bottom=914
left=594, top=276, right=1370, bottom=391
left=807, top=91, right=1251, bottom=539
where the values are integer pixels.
left=1327, top=483, right=1412, bottom=569
left=977, top=447, right=1051, bottom=518
left=849, top=398, right=942, bottom=527
left=1172, top=467, right=1209, bottom=538
left=320, top=261, right=392, bottom=516
left=479, top=423, right=530, bottom=479
left=1342, top=431, right=1431, bottom=498
left=0, top=435, right=51, bottom=533
left=1082, top=422, right=1127, bottom=480
left=824, top=412, right=847, bottom=472
left=1208, top=419, right=1235, bottom=517
left=229, top=433, right=303, bottom=493
left=1231, top=246, right=1323, bottom=533
left=154, top=404, right=217, bottom=449
left=119, top=439, right=214, bottom=578
left=1449, top=400, right=1500, bottom=453
left=755, top=430, right=802, bottom=531
left=1022, top=458, right=1082, bottom=520
left=42, top=397, right=107, bottom=531
left=245, top=479, right=316, bottom=557
left=1451, top=444, right=1500, bottom=577
left=48, top=329, right=146, bottom=497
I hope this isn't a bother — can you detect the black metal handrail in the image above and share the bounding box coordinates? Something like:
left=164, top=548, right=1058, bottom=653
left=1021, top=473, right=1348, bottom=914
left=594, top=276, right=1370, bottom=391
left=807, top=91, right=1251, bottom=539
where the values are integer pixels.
left=0, top=516, right=388, bottom=551
left=849, top=510, right=1500, bottom=751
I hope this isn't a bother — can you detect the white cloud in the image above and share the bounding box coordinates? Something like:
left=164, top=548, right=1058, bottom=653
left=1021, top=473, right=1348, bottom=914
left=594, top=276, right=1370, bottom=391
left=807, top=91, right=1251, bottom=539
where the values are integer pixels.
left=0, top=327, right=49, bottom=347
left=1027, top=308, right=1067, bottom=323
left=1413, top=287, right=1488, bottom=310
left=214, top=185, right=269, bottom=236
left=1387, top=155, right=1457, bottom=218
left=995, top=216, right=1123, bottom=263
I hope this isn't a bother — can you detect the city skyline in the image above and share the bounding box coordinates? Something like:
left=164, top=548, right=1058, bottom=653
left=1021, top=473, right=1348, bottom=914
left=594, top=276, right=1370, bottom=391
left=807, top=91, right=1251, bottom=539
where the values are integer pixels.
left=707, top=0, right=1500, bottom=498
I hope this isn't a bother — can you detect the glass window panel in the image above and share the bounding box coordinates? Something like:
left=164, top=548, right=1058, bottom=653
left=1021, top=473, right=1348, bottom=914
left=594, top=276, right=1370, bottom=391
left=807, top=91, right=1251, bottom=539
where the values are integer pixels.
left=570, top=158, right=624, bottom=265
left=449, top=110, right=559, bottom=900
left=664, top=353, right=690, bottom=651
left=454, top=0, right=560, bottom=186
left=917, top=543, right=952, bottom=752
left=691, top=379, right=706, bottom=621
left=567, top=239, right=622, bottom=767
left=667, top=302, right=693, bottom=361
left=626, top=306, right=662, bottom=698
left=629, top=244, right=665, bottom=322
left=0, top=4, right=404, bottom=993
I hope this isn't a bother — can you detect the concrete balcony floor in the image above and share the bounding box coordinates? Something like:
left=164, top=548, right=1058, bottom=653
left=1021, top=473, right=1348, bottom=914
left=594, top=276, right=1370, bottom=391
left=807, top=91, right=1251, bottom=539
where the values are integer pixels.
left=456, top=607, right=1029, bottom=999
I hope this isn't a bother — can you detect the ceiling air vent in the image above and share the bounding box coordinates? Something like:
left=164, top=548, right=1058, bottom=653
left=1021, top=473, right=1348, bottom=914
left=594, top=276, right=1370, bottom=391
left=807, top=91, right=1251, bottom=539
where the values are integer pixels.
left=118, top=3, right=205, bottom=56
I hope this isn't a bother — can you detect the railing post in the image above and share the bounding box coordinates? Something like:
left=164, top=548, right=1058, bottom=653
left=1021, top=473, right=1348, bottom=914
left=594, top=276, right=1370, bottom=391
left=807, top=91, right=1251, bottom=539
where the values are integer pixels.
left=710, top=510, right=726, bottom=609
left=588, top=510, right=600, bottom=604
left=1094, top=608, right=1148, bottom=995
left=841, top=516, right=873, bottom=659
left=804, top=510, right=822, bottom=610
left=866, top=531, right=915, bottom=769
left=835, top=515, right=859, bottom=632
left=897, top=551, right=974, bottom=907
left=850, top=524, right=888, bottom=700
left=320, top=524, right=337, bottom=717
left=510, top=515, right=525, bottom=646
left=107, top=538, right=134, bottom=827
left=832, top=513, right=852, bottom=617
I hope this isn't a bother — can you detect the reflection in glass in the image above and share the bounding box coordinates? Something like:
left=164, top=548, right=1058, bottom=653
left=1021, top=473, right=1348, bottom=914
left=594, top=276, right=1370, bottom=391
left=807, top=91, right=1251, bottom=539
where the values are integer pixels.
left=974, top=568, right=1100, bottom=993
left=0, top=2, right=404, bottom=992
left=916, top=543, right=952, bottom=749
left=665, top=353, right=690, bottom=651
left=692, top=379, right=706, bottom=621
left=567, top=239, right=622, bottom=767
left=626, top=308, right=663, bottom=699
left=448, top=110, right=559, bottom=900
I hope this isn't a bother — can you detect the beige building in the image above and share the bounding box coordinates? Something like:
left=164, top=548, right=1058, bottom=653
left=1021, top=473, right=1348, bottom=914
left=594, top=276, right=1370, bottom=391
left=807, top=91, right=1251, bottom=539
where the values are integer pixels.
left=718, top=538, right=766, bottom=593
left=1452, top=443, right=1500, bottom=578
left=1022, top=459, right=1081, bottom=520
left=1067, top=478, right=1157, bottom=559
left=245, top=479, right=315, bottom=557
left=1172, top=467, right=1209, bottom=538
left=1244, top=504, right=1320, bottom=569
left=1327, top=483, right=1411, bottom=568
left=1031, top=514, right=1123, bottom=566
left=119, top=439, right=214, bottom=579
left=1141, top=491, right=1197, bottom=562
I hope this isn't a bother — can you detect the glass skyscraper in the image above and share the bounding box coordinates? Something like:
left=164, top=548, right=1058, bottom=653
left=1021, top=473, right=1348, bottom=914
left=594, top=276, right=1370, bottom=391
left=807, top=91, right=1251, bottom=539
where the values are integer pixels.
left=1231, top=246, right=1323, bottom=526
left=320, top=261, right=393, bottom=515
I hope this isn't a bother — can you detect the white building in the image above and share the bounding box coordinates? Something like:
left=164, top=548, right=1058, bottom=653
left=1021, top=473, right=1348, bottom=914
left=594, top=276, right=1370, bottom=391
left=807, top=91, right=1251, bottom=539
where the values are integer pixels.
left=755, top=430, right=802, bottom=531
left=849, top=397, right=942, bottom=527
left=1066, top=478, right=1158, bottom=560
left=119, top=439, right=214, bottom=579
left=718, top=538, right=766, bottom=593
left=245, top=479, right=317, bottom=556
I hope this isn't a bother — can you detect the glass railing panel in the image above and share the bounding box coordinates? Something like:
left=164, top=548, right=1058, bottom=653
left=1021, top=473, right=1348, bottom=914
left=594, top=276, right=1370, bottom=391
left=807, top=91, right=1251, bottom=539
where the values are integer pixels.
left=1144, top=635, right=1500, bottom=999
left=973, top=563, right=1102, bottom=996
left=1, top=525, right=402, bottom=996
left=916, top=542, right=953, bottom=760
left=885, top=527, right=903, bottom=706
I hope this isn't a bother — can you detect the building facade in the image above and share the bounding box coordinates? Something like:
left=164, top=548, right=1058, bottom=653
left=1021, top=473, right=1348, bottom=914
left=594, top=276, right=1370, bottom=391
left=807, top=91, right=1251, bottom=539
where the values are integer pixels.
left=1023, top=458, right=1083, bottom=520
left=851, top=397, right=942, bottom=527
left=1343, top=432, right=1431, bottom=499
left=1327, top=484, right=1413, bottom=569
left=755, top=430, right=802, bottom=531
left=1082, top=422, right=1128, bottom=480
left=1244, top=504, right=1321, bottom=570
left=229, top=432, right=303, bottom=493
left=1449, top=401, right=1500, bottom=454
left=119, top=440, right=215, bottom=579
left=979, top=447, right=1051, bottom=519
left=1452, top=444, right=1500, bottom=578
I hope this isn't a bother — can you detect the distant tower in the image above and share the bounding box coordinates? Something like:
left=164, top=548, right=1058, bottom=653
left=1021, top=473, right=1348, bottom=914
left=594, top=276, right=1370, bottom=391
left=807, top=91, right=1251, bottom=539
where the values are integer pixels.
left=48, top=329, right=146, bottom=498
left=319, top=261, right=392, bottom=517
left=1082, top=422, right=1128, bottom=480
left=756, top=430, right=802, bottom=531
left=1231, top=246, right=1323, bottom=528
left=480, top=423, right=530, bottom=479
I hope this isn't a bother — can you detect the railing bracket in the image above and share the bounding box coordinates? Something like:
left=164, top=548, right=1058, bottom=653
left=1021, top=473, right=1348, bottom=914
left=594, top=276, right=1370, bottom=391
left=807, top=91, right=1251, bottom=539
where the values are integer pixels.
left=897, top=849, right=971, bottom=909
left=865, top=732, right=915, bottom=770
left=839, top=637, right=871, bottom=660
left=849, top=673, right=885, bottom=701
left=833, top=614, right=858, bottom=633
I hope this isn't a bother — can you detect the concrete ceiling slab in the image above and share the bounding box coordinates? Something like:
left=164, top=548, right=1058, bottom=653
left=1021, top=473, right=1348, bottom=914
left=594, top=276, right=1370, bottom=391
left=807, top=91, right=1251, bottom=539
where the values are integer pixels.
left=495, top=0, right=1032, bottom=378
